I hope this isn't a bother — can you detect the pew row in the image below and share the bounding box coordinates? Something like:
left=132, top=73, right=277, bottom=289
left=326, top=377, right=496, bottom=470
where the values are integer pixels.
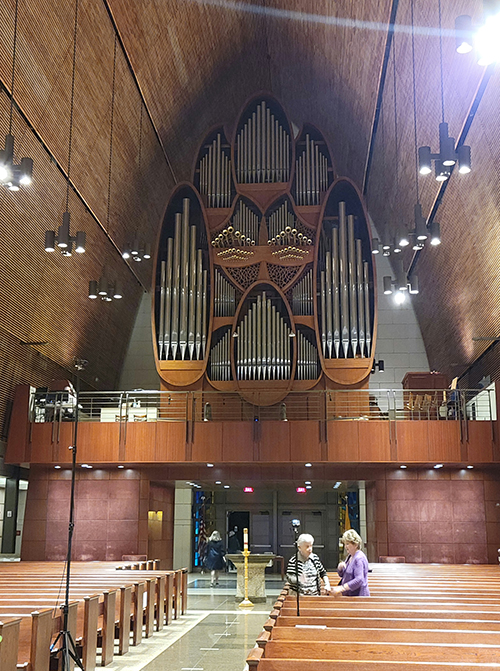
left=0, top=563, right=189, bottom=671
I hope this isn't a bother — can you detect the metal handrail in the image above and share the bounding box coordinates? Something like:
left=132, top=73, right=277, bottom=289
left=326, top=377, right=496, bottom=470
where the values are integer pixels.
left=29, top=387, right=496, bottom=424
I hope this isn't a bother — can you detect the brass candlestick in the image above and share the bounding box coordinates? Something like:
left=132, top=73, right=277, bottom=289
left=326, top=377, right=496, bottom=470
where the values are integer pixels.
left=238, top=548, right=254, bottom=608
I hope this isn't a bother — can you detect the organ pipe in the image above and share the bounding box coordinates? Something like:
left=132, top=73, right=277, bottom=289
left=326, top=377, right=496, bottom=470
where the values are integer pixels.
left=319, top=202, right=372, bottom=360
left=198, top=133, right=232, bottom=207
left=295, top=134, right=330, bottom=205
left=295, top=330, right=318, bottom=380
left=236, top=101, right=290, bottom=184
left=292, top=269, right=313, bottom=315
left=209, top=329, right=232, bottom=381
left=158, top=199, right=208, bottom=362
left=214, top=269, right=236, bottom=317
left=236, top=292, right=292, bottom=380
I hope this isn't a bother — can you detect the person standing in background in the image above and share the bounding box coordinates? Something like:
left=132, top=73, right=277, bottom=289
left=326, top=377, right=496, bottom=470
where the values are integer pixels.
left=205, top=530, right=226, bottom=586
left=333, top=529, right=370, bottom=596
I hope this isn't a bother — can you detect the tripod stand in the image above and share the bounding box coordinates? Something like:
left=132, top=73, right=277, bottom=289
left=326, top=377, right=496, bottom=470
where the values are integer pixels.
left=291, top=519, right=301, bottom=617
left=50, top=359, right=87, bottom=671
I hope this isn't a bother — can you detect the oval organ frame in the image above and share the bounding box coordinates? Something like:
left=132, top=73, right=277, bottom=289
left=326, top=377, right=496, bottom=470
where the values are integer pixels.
left=153, top=94, right=376, bottom=398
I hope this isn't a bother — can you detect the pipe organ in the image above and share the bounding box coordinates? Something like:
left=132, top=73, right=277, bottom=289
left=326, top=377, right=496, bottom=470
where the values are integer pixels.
left=236, top=100, right=291, bottom=183
left=235, top=291, right=292, bottom=381
left=198, top=131, right=233, bottom=208
left=209, top=328, right=232, bottom=381
left=154, top=95, right=376, bottom=401
left=294, top=133, right=331, bottom=206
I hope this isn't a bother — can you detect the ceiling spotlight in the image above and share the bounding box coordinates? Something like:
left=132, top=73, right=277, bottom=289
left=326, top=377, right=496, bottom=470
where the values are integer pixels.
left=383, top=276, right=393, bottom=295
left=408, top=274, right=419, bottom=295
left=434, top=463, right=444, bottom=469
left=305, top=462, right=312, bottom=467
left=400, top=465, right=407, bottom=469
left=430, top=222, right=441, bottom=246
left=125, top=239, right=151, bottom=262
left=467, top=465, right=474, bottom=469
left=458, top=145, right=471, bottom=174
left=398, top=230, right=410, bottom=247
left=215, top=480, right=222, bottom=484
left=455, top=14, right=473, bottom=53
left=475, top=11, right=500, bottom=65
left=371, top=238, right=380, bottom=254
left=207, top=463, right=214, bottom=467
left=414, top=203, right=428, bottom=241
left=394, top=290, right=406, bottom=305
left=223, top=485, right=230, bottom=489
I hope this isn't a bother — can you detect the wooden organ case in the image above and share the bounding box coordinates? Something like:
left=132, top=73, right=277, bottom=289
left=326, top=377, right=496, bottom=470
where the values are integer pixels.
left=153, top=95, right=377, bottom=405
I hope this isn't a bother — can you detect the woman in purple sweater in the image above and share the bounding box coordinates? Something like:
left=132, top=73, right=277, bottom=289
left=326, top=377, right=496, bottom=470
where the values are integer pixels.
left=333, top=529, right=370, bottom=597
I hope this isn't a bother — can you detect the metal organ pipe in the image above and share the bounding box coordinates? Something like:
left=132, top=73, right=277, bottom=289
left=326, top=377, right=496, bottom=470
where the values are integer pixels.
left=198, top=133, right=232, bottom=208
left=236, top=101, right=290, bottom=183
left=356, top=239, right=365, bottom=358
left=295, top=330, right=318, bottom=381
left=339, top=202, right=349, bottom=358
left=235, top=293, right=292, bottom=380
left=209, top=329, right=231, bottom=381
left=318, top=202, right=372, bottom=361
left=348, top=214, right=358, bottom=357
left=292, top=269, right=313, bottom=315
left=295, top=134, right=330, bottom=205
left=158, top=200, right=208, bottom=362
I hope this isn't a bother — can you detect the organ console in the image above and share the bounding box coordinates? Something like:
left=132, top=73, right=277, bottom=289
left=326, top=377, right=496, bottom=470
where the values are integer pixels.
left=153, top=95, right=376, bottom=403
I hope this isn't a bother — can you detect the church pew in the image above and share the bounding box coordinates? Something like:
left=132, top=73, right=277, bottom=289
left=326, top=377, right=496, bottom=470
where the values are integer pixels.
left=0, top=564, right=185, bottom=670
left=266, top=615, right=500, bottom=631
left=0, top=618, right=21, bottom=671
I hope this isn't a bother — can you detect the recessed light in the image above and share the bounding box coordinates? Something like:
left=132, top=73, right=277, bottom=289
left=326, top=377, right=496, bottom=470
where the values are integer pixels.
left=215, top=480, right=222, bottom=485
left=207, top=463, right=214, bottom=467
left=305, top=485, right=312, bottom=489
left=224, top=485, right=230, bottom=489
left=434, top=464, right=444, bottom=469
left=333, top=482, right=341, bottom=489
left=305, top=481, right=311, bottom=485
left=118, top=465, right=125, bottom=469
left=400, top=465, right=407, bottom=469
left=467, top=465, right=474, bottom=469
left=305, top=463, right=312, bottom=468
left=54, top=465, right=61, bottom=469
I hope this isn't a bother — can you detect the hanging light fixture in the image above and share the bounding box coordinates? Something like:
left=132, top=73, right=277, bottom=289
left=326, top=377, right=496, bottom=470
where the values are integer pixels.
left=0, top=0, right=34, bottom=191
left=455, top=2, right=500, bottom=64
left=419, top=0, right=471, bottom=181
left=88, top=34, right=123, bottom=302
left=44, top=0, right=85, bottom=255
left=122, top=103, right=151, bottom=263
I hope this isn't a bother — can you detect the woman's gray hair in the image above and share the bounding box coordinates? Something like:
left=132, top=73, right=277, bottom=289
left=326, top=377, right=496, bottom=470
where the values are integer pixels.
left=342, top=529, right=363, bottom=548
left=209, top=530, right=221, bottom=542
left=297, top=533, right=314, bottom=546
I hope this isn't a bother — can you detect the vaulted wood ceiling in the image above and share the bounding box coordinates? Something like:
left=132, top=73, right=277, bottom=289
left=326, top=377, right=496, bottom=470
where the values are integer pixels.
left=0, top=0, right=498, bottom=433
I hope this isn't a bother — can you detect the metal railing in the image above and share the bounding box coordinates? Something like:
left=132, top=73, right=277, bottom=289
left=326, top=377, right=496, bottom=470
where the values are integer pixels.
left=29, top=388, right=496, bottom=424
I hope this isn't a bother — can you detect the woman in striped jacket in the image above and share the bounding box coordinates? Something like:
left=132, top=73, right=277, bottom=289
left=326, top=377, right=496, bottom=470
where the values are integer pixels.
left=286, top=533, right=331, bottom=596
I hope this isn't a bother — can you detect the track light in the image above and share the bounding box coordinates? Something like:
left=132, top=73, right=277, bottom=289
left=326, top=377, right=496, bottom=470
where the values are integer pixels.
left=398, top=230, right=410, bottom=248
left=476, top=9, right=500, bottom=65
left=394, top=290, right=406, bottom=305
left=419, top=123, right=471, bottom=182
left=88, top=280, right=98, bottom=299
left=45, top=212, right=86, bottom=256
left=414, top=203, right=428, bottom=241
left=430, top=222, right=441, bottom=246
left=395, top=260, right=407, bottom=291
left=371, top=238, right=380, bottom=254
left=418, top=146, right=432, bottom=175
left=372, top=360, right=385, bottom=374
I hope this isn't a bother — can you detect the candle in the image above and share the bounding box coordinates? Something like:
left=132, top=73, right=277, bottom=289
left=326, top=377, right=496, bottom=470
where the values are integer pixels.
left=243, top=527, right=248, bottom=550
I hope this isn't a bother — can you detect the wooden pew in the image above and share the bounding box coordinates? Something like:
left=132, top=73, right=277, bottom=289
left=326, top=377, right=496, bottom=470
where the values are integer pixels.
left=0, top=618, right=21, bottom=671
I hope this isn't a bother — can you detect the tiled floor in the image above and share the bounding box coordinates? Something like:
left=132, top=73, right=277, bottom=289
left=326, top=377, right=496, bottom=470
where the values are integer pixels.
left=102, top=573, right=284, bottom=671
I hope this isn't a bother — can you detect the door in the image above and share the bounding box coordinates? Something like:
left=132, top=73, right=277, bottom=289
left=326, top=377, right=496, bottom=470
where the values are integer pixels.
left=278, top=509, right=325, bottom=564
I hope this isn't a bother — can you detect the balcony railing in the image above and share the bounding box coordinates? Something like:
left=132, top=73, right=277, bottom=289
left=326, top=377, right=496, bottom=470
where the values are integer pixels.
left=29, top=388, right=496, bottom=424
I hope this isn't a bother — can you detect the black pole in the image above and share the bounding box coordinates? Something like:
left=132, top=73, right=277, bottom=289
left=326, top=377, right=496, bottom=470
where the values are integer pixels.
left=293, top=526, right=300, bottom=617
left=50, top=360, right=86, bottom=671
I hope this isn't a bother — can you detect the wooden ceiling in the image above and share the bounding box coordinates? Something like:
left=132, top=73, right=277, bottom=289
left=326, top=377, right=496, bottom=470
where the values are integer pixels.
left=0, top=0, right=498, bottom=434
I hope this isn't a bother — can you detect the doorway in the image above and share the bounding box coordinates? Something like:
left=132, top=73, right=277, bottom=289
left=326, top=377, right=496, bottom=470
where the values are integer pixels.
left=227, top=510, right=249, bottom=551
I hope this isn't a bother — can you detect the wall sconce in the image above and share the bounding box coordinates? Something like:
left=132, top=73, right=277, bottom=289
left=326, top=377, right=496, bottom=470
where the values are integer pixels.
left=88, top=277, right=123, bottom=301
left=45, top=212, right=86, bottom=255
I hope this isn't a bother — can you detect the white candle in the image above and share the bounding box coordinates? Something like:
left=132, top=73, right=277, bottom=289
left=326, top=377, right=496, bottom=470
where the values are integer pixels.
left=243, top=527, right=248, bottom=550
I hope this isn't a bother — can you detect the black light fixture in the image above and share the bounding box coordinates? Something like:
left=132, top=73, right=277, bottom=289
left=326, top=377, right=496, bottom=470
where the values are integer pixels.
left=88, top=277, right=122, bottom=301
left=372, top=360, right=385, bottom=374
left=0, top=0, right=34, bottom=191
left=371, top=238, right=380, bottom=255
left=455, top=2, right=500, bottom=65
left=45, top=0, right=85, bottom=255
left=89, top=35, right=124, bottom=302
left=121, top=104, right=151, bottom=263
left=419, top=0, right=471, bottom=181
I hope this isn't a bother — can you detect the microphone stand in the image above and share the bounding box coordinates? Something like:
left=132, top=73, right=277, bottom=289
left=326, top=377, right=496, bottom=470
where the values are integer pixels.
left=293, top=526, right=300, bottom=617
